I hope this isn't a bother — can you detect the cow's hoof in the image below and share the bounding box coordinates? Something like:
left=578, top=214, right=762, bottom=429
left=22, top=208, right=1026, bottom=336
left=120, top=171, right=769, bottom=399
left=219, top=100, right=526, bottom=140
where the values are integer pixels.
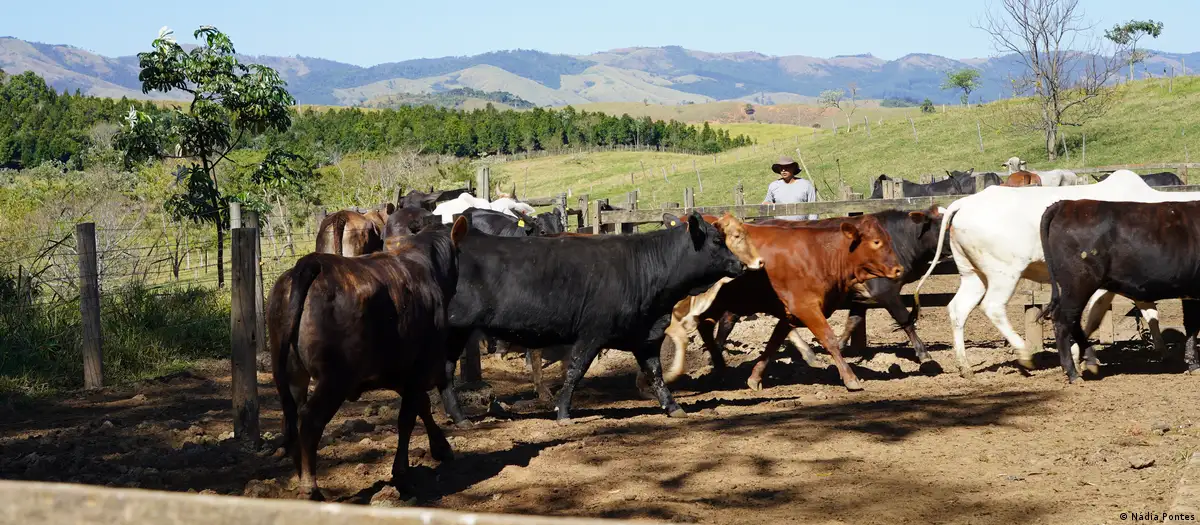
left=667, top=407, right=688, bottom=418
left=1084, top=361, right=1101, bottom=377
left=1017, top=356, right=1035, bottom=370
left=843, top=379, right=864, bottom=392
left=746, top=378, right=763, bottom=391
left=555, top=417, right=575, bottom=426
left=958, top=366, right=975, bottom=379
left=1188, top=364, right=1200, bottom=374
left=301, top=489, right=325, bottom=502
left=453, top=420, right=473, bottom=430
left=430, top=439, right=454, bottom=462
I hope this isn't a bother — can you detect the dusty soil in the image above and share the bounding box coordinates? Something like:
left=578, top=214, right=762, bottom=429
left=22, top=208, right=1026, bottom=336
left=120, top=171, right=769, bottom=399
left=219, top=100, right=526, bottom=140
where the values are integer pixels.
left=2, top=277, right=1198, bottom=525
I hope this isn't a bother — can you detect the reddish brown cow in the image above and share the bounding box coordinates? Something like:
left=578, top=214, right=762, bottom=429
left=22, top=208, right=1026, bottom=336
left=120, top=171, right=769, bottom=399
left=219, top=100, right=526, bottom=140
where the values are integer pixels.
left=699, top=217, right=904, bottom=391
left=315, top=210, right=383, bottom=256
left=1003, top=170, right=1042, bottom=187
left=268, top=217, right=469, bottom=500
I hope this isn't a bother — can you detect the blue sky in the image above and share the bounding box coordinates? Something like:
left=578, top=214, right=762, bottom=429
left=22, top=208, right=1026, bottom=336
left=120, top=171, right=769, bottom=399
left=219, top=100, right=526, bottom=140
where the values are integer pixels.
left=4, top=0, right=1197, bottom=66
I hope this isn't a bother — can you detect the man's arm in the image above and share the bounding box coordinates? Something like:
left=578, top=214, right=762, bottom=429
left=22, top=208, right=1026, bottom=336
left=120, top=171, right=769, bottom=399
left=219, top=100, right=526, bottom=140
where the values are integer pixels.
left=763, top=183, right=775, bottom=204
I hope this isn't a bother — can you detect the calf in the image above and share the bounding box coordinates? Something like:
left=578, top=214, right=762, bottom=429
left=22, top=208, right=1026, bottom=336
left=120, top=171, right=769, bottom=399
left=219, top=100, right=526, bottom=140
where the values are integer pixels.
left=1003, top=171, right=1042, bottom=187
left=268, top=217, right=469, bottom=500
left=534, top=209, right=566, bottom=236
left=315, top=210, right=382, bottom=256
left=695, top=218, right=904, bottom=391
left=1040, top=200, right=1200, bottom=382
left=692, top=207, right=946, bottom=379
left=444, top=211, right=746, bottom=422
left=653, top=214, right=765, bottom=382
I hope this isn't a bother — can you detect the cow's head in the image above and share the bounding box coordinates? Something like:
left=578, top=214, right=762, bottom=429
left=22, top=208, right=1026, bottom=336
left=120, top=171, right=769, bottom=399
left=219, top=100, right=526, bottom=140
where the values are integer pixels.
left=1001, top=156, right=1027, bottom=174
left=663, top=211, right=746, bottom=279
left=905, top=205, right=946, bottom=259
left=842, top=215, right=904, bottom=283
left=384, top=206, right=441, bottom=250
left=512, top=211, right=540, bottom=236
left=534, top=209, right=565, bottom=236
left=713, top=213, right=763, bottom=270
left=869, top=174, right=892, bottom=199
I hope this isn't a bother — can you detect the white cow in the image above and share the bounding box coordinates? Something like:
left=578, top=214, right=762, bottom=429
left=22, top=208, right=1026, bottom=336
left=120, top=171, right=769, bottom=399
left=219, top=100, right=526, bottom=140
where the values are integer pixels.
left=914, top=170, right=1200, bottom=377
left=1001, top=156, right=1085, bottom=186
left=432, top=194, right=537, bottom=224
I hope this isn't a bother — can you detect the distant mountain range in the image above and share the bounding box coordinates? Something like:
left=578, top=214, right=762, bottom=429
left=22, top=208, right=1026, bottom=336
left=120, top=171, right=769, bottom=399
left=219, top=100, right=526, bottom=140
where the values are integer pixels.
left=3, top=36, right=1197, bottom=107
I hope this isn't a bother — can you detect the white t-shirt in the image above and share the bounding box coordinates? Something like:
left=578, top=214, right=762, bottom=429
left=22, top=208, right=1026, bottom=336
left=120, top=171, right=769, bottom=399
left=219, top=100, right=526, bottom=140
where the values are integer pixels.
left=764, top=178, right=818, bottom=220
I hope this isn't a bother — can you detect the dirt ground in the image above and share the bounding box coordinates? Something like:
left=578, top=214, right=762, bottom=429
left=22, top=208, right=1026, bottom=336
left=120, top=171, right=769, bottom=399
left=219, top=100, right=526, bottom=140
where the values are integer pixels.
left=2, top=277, right=1198, bottom=525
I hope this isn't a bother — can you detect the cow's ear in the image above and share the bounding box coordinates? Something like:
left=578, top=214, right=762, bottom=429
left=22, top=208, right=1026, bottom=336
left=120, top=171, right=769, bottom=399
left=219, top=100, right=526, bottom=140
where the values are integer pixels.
left=687, top=212, right=706, bottom=250
left=385, top=203, right=396, bottom=215
left=662, top=213, right=682, bottom=228
left=840, top=222, right=861, bottom=243
left=450, top=216, right=469, bottom=245
left=967, top=168, right=975, bottom=175
left=908, top=211, right=929, bottom=224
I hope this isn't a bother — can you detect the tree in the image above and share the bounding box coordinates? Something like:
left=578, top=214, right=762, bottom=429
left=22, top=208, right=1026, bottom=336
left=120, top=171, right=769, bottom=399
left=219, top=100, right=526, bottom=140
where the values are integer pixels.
left=818, top=89, right=844, bottom=110
left=978, top=0, right=1126, bottom=160
left=743, top=103, right=755, bottom=116
left=844, top=82, right=860, bottom=119
left=116, top=26, right=296, bottom=287
left=1104, top=20, right=1164, bottom=81
left=941, top=69, right=982, bottom=106
left=921, top=98, right=936, bottom=113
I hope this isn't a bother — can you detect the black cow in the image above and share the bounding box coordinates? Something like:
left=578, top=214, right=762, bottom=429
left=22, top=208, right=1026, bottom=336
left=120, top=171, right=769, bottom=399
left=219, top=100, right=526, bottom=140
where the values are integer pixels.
left=399, top=187, right=475, bottom=211
left=709, top=206, right=949, bottom=366
left=442, top=211, right=746, bottom=423
left=383, top=206, right=440, bottom=243
left=869, top=172, right=1001, bottom=198
left=457, top=208, right=538, bottom=237
left=533, top=209, right=566, bottom=236
left=1093, top=172, right=1185, bottom=187
left=267, top=218, right=469, bottom=500
left=1039, top=199, right=1200, bottom=383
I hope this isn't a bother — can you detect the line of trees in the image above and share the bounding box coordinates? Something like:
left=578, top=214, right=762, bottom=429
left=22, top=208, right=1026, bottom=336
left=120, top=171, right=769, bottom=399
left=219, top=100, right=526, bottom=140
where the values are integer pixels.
left=0, top=70, right=160, bottom=170
left=265, top=104, right=752, bottom=160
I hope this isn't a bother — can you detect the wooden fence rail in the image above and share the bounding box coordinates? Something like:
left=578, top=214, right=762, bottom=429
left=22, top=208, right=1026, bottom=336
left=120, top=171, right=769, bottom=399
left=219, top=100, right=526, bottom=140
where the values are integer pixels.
left=0, top=480, right=646, bottom=525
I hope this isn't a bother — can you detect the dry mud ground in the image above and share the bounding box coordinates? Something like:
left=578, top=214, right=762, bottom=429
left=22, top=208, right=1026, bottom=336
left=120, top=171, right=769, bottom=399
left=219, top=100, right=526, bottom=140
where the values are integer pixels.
left=2, top=279, right=1199, bottom=525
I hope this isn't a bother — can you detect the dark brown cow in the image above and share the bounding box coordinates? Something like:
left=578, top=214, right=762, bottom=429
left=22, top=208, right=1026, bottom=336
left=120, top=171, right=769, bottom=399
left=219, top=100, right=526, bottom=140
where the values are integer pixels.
left=315, top=210, right=383, bottom=256
left=1003, top=171, right=1042, bottom=187
left=268, top=217, right=469, bottom=500
left=698, top=218, right=904, bottom=391
left=384, top=206, right=441, bottom=246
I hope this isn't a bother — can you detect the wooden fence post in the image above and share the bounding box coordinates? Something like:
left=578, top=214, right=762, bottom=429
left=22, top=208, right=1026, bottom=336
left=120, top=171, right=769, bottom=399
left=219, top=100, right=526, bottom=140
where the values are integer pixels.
left=577, top=195, right=589, bottom=230
left=229, top=202, right=242, bottom=230
left=592, top=199, right=605, bottom=234
left=245, top=211, right=266, bottom=365
left=76, top=223, right=103, bottom=390
left=683, top=187, right=695, bottom=209
left=476, top=166, right=491, bottom=202
left=312, top=209, right=327, bottom=236
left=975, top=173, right=988, bottom=193
left=231, top=227, right=261, bottom=447
left=909, top=118, right=919, bottom=144
left=555, top=193, right=568, bottom=231
left=977, top=121, right=984, bottom=153
left=1024, top=303, right=1044, bottom=354
left=734, top=184, right=745, bottom=206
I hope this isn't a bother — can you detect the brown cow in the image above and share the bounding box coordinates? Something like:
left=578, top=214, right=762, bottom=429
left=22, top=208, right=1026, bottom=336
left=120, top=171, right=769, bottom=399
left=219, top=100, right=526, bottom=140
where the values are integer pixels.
left=698, top=217, right=904, bottom=391
left=315, top=210, right=383, bottom=256
left=268, top=217, right=469, bottom=500
left=1003, top=170, right=1042, bottom=187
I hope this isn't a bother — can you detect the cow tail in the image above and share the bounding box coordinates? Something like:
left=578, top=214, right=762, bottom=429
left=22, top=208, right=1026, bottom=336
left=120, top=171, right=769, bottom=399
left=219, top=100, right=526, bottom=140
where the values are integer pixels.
left=272, top=256, right=322, bottom=419
left=1037, top=203, right=1062, bottom=323
left=333, top=214, right=348, bottom=256
left=913, top=202, right=958, bottom=310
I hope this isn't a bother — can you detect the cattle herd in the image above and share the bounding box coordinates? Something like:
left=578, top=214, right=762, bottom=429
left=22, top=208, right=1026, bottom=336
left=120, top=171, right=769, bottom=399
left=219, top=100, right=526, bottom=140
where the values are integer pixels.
left=265, top=160, right=1197, bottom=502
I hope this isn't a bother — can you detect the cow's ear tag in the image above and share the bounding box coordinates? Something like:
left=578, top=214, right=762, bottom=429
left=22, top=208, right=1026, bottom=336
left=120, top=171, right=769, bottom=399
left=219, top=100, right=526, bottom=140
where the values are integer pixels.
left=670, top=220, right=677, bottom=226
left=517, top=220, right=525, bottom=227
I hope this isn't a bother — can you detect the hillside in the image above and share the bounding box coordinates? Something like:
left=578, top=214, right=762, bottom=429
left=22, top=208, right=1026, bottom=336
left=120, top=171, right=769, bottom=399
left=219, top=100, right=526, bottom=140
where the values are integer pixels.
left=5, top=36, right=1198, bottom=108
left=490, top=78, right=1200, bottom=209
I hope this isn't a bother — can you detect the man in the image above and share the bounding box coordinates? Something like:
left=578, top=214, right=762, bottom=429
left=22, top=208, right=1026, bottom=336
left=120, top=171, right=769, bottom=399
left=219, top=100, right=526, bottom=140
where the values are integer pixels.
left=763, top=156, right=819, bottom=221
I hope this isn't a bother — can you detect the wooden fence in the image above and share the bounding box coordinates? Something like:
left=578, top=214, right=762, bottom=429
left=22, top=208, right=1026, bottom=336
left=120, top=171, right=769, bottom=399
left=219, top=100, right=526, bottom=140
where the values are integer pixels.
left=0, top=480, right=646, bottom=525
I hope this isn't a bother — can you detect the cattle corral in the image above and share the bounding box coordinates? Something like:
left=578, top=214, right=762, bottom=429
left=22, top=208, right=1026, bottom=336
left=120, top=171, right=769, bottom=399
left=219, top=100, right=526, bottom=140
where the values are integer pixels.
left=7, top=163, right=1200, bottom=524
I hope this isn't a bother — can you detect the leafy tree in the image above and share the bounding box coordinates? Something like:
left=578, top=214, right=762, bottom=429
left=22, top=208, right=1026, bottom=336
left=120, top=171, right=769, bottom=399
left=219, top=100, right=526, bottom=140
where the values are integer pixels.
left=941, top=69, right=981, bottom=106
left=744, top=103, right=755, bottom=116
left=920, top=98, right=936, bottom=113
left=116, top=26, right=296, bottom=288
left=1105, top=20, right=1164, bottom=81
left=818, top=89, right=844, bottom=110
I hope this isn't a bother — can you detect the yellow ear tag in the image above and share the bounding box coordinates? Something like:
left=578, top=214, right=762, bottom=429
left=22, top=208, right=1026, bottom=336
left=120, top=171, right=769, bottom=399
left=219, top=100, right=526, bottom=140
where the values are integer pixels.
left=670, top=221, right=677, bottom=226
left=517, top=220, right=525, bottom=227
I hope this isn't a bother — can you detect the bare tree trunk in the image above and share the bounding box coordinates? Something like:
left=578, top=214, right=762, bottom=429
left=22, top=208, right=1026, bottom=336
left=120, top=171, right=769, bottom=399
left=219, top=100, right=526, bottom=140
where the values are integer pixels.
left=1045, top=121, right=1059, bottom=161
left=217, top=224, right=225, bottom=289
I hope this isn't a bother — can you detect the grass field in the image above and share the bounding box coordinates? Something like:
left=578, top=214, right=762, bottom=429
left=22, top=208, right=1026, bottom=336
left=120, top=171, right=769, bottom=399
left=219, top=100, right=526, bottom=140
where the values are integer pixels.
left=493, top=78, right=1200, bottom=207
left=573, top=100, right=912, bottom=126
